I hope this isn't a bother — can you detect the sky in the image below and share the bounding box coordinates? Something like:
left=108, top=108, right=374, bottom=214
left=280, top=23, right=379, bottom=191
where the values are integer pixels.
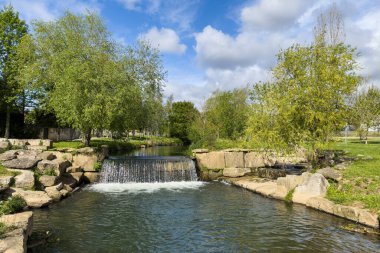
left=1, top=0, right=380, bottom=107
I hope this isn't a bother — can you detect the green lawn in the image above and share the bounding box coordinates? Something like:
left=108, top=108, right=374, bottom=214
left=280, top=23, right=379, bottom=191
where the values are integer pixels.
left=52, top=136, right=182, bottom=152
left=325, top=138, right=380, bottom=212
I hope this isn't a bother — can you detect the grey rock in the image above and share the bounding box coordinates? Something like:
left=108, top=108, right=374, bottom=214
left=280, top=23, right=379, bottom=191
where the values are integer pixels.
left=2, top=157, right=41, bottom=169
left=39, top=175, right=58, bottom=187
left=12, top=169, right=34, bottom=189
left=317, top=167, right=343, bottom=182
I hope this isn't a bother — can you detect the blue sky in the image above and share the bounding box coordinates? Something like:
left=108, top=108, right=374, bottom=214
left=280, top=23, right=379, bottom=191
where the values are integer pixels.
left=1, top=0, right=380, bottom=107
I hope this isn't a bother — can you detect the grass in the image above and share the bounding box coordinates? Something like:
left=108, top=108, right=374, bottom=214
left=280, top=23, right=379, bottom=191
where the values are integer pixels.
left=0, top=195, right=27, bottom=216
left=0, top=222, right=16, bottom=238
left=52, top=136, right=182, bottom=153
left=0, top=164, right=20, bottom=177
left=285, top=188, right=295, bottom=203
left=325, top=137, right=380, bottom=213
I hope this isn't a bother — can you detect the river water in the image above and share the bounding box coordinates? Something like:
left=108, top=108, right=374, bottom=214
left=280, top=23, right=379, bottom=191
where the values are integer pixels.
left=30, top=146, right=380, bottom=252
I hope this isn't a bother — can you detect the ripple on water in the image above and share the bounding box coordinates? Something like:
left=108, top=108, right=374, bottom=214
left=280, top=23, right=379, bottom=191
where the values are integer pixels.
left=31, top=182, right=380, bottom=253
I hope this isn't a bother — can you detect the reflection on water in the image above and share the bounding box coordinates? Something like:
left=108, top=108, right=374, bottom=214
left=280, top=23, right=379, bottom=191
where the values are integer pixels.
left=31, top=182, right=380, bottom=253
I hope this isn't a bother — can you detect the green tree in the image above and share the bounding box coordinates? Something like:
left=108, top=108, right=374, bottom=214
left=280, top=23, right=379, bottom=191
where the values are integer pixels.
left=0, top=5, right=28, bottom=138
left=247, top=25, right=361, bottom=151
left=350, top=86, right=380, bottom=142
left=169, top=101, right=199, bottom=144
left=204, top=88, right=249, bottom=139
left=18, top=12, right=156, bottom=146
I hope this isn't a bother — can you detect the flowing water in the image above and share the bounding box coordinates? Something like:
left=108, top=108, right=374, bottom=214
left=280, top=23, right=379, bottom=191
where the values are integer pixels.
left=30, top=146, right=380, bottom=252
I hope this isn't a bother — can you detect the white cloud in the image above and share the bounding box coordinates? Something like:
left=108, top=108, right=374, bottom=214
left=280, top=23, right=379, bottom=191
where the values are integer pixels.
left=241, top=0, right=314, bottom=31
left=139, top=27, right=186, bottom=54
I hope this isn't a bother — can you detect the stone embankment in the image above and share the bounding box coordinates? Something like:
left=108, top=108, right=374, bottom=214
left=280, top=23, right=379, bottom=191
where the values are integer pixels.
left=193, top=149, right=379, bottom=229
left=0, top=139, right=107, bottom=253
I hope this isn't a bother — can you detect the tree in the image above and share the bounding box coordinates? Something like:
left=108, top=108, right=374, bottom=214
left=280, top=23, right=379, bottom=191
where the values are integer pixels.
left=246, top=8, right=361, bottom=151
left=350, top=86, right=380, bottom=142
left=203, top=88, right=249, bottom=140
left=18, top=12, right=164, bottom=146
left=169, top=101, right=199, bottom=144
left=0, top=5, right=28, bottom=138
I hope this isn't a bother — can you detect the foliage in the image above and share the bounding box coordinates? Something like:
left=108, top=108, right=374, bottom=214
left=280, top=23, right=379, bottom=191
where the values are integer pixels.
left=0, top=164, right=20, bottom=177
left=325, top=138, right=380, bottom=211
left=190, top=89, right=249, bottom=148
left=0, top=195, right=27, bottom=215
left=0, top=5, right=28, bottom=138
left=246, top=36, right=361, bottom=151
left=285, top=188, right=295, bottom=203
left=168, top=102, right=199, bottom=144
left=18, top=12, right=165, bottom=146
left=94, top=162, right=102, bottom=172
left=350, top=86, right=380, bottom=141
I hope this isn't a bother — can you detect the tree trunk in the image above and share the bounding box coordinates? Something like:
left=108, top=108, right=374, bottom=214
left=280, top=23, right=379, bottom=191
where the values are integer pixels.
left=4, top=105, right=11, bottom=138
left=83, top=129, right=92, bottom=147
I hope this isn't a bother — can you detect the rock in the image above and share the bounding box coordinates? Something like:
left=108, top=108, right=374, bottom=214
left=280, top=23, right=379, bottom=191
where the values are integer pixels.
left=195, top=151, right=225, bottom=169
left=83, top=172, right=100, bottom=183
left=45, top=185, right=63, bottom=201
left=0, top=140, right=11, bottom=152
left=37, top=159, right=71, bottom=176
left=0, top=176, right=13, bottom=191
left=293, top=173, right=329, bottom=205
left=275, top=173, right=312, bottom=198
left=8, top=188, right=52, bottom=208
left=192, top=149, right=209, bottom=154
left=70, top=172, right=83, bottom=183
left=12, top=170, right=34, bottom=189
left=2, top=157, right=40, bottom=170
left=244, top=152, right=265, bottom=168
left=225, top=152, right=245, bottom=168
left=317, top=167, right=342, bottom=182
left=306, top=196, right=335, bottom=214
left=223, top=168, right=251, bottom=177
left=76, top=147, right=96, bottom=154
left=60, top=189, right=69, bottom=197
left=66, top=166, right=83, bottom=173
left=72, top=154, right=98, bottom=171
left=16, top=150, right=41, bottom=159
left=50, top=151, right=73, bottom=162
left=0, top=211, right=33, bottom=253
left=58, top=173, right=79, bottom=188
left=39, top=175, right=58, bottom=187
left=0, top=150, right=18, bottom=161
left=63, top=184, right=73, bottom=193
left=207, top=170, right=223, bottom=180
left=26, top=145, right=48, bottom=151
left=234, top=179, right=277, bottom=197
left=36, top=152, right=56, bottom=161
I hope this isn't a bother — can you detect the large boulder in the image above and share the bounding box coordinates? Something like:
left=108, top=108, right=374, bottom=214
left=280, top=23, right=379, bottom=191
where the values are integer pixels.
left=8, top=188, right=52, bottom=208
left=223, top=167, right=251, bottom=177
left=225, top=152, right=245, bottom=168
left=0, top=211, right=33, bottom=253
left=36, top=152, right=57, bottom=161
left=244, top=152, right=265, bottom=168
left=58, top=173, right=79, bottom=188
left=16, top=150, right=41, bottom=159
left=317, top=167, right=342, bottom=182
left=0, top=176, right=13, bottom=192
left=39, top=175, right=58, bottom=187
left=72, top=154, right=98, bottom=171
left=12, top=170, right=34, bottom=189
left=45, top=183, right=63, bottom=201
left=0, top=150, right=18, bottom=161
left=2, top=157, right=40, bottom=170
left=274, top=173, right=312, bottom=199
left=37, top=159, right=71, bottom=176
left=83, top=172, right=100, bottom=183
left=50, top=151, right=73, bottom=162
left=70, top=172, right=84, bottom=183
left=195, top=151, right=225, bottom=169
left=293, top=173, right=329, bottom=205
left=26, top=145, right=48, bottom=151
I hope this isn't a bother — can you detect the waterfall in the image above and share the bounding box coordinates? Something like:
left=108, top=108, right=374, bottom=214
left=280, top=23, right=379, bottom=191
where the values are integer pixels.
left=99, top=156, right=198, bottom=183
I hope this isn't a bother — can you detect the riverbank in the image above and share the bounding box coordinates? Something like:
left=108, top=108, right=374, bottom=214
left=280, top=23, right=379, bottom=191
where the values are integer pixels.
left=192, top=148, right=380, bottom=230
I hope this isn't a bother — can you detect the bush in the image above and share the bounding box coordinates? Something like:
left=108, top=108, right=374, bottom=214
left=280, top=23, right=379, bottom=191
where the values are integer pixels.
left=0, top=195, right=27, bottom=215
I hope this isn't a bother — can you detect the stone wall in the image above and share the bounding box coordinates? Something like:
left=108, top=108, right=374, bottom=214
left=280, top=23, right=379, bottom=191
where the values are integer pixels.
left=193, top=149, right=308, bottom=180
left=39, top=128, right=81, bottom=141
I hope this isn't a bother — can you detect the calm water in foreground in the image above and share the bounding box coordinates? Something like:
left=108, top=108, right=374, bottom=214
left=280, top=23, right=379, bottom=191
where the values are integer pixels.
left=30, top=147, right=380, bottom=252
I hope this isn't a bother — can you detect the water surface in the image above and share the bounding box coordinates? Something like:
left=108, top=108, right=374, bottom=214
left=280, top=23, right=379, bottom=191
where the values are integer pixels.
left=31, top=182, right=380, bottom=252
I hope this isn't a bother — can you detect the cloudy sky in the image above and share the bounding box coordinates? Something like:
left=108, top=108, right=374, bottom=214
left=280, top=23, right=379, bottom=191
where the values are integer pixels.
left=1, top=0, right=380, bottom=106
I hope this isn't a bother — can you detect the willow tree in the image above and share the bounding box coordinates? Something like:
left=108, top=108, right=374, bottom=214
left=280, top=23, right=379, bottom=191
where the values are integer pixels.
left=18, top=12, right=160, bottom=146
left=247, top=8, right=361, bottom=151
left=0, top=5, right=28, bottom=138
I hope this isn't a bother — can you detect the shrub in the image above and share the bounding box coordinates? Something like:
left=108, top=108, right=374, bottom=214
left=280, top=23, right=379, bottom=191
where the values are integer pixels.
left=94, top=162, right=102, bottom=172
left=0, top=195, right=27, bottom=215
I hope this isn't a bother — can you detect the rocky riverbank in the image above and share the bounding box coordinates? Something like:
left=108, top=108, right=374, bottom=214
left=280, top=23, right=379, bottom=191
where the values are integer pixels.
left=193, top=149, right=379, bottom=230
left=0, top=139, right=107, bottom=253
